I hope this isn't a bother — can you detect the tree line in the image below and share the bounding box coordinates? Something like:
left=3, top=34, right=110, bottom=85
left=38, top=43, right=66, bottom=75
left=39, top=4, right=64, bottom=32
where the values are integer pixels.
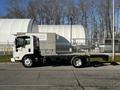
left=2, top=0, right=120, bottom=45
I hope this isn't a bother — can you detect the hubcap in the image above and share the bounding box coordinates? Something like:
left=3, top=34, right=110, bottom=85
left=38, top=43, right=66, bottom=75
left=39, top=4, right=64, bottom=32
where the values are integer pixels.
left=75, top=59, right=82, bottom=66
left=24, top=58, right=32, bottom=67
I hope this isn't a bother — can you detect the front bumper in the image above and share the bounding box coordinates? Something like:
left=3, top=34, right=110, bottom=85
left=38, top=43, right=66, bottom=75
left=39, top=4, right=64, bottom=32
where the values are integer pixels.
left=11, top=58, right=15, bottom=62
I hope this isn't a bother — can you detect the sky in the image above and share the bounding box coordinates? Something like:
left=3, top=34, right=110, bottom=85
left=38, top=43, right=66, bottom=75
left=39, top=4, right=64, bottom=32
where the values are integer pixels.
left=0, top=0, right=7, bottom=16
left=0, top=0, right=79, bottom=17
left=0, top=0, right=91, bottom=14
left=0, top=0, right=29, bottom=16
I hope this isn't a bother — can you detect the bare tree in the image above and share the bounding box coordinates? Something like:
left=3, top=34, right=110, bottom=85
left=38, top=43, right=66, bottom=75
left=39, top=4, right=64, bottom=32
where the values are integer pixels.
left=105, top=0, right=112, bottom=38
left=4, top=0, right=117, bottom=43
left=27, top=0, right=38, bottom=19
left=6, top=0, right=26, bottom=18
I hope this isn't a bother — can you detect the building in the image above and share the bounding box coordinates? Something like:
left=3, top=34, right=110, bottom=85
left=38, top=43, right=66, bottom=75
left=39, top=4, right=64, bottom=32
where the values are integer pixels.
left=37, top=25, right=85, bottom=46
left=0, top=19, right=34, bottom=54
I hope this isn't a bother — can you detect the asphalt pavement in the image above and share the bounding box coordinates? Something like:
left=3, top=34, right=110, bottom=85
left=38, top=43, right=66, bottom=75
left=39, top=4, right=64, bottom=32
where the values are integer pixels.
left=0, top=63, right=120, bottom=90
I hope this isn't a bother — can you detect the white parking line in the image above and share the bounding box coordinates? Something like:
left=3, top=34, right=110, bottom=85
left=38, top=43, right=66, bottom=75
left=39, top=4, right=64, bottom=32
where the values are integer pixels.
left=0, top=63, right=19, bottom=64
left=0, top=85, right=54, bottom=87
left=0, top=85, right=77, bottom=87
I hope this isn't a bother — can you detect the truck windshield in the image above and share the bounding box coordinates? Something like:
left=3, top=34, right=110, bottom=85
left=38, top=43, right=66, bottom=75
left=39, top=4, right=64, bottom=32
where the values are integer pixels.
left=15, top=36, right=30, bottom=48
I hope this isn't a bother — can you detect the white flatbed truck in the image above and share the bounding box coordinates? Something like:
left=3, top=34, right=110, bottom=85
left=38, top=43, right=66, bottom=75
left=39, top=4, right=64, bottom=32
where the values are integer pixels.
left=11, top=33, right=108, bottom=68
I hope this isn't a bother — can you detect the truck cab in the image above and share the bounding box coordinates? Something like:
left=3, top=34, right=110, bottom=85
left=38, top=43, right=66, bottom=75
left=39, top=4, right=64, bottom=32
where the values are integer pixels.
left=11, top=35, right=40, bottom=67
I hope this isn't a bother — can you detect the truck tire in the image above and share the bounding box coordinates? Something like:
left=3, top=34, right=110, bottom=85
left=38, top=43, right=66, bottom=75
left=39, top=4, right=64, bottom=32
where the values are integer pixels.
left=22, top=56, right=33, bottom=68
left=71, top=57, right=83, bottom=68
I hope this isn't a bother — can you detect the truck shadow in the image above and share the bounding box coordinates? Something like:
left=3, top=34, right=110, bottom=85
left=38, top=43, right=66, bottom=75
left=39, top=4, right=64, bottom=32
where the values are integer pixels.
left=34, top=60, right=118, bottom=68
left=49, top=61, right=111, bottom=68
left=87, top=61, right=109, bottom=67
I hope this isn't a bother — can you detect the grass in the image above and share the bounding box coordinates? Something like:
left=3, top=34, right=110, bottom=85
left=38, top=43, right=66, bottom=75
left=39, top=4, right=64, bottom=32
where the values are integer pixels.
left=0, top=55, right=12, bottom=62
left=90, top=55, right=120, bottom=62
left=109, top=55, right=120, bottom=62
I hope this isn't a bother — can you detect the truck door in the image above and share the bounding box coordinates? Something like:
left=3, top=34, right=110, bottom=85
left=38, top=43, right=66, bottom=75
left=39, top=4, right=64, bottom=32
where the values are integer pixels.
left=14, top=36, right=33, bottom=60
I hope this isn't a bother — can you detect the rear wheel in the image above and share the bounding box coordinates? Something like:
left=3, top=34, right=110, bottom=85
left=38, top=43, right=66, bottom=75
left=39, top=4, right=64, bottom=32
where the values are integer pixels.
left=71, top=57, right=85, bottom=68
left=22, top=56, right=33, bottom=68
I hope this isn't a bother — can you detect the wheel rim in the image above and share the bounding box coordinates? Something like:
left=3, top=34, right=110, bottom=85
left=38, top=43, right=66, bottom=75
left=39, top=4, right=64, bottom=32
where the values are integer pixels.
left=74, top=58, right=82, bottom=67
left=24, top=58, right=32, bottom=67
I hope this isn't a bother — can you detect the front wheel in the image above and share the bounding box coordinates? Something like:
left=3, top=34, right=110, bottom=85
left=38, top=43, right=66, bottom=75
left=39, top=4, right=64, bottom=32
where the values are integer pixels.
left=22, top=56, right=33, bottom=68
